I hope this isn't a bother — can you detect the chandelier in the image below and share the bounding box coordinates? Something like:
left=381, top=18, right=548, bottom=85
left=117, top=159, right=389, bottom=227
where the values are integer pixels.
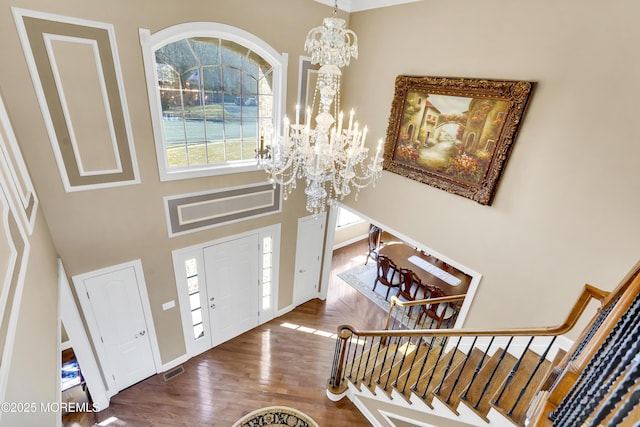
left=257, top=0, right=384, bottom=215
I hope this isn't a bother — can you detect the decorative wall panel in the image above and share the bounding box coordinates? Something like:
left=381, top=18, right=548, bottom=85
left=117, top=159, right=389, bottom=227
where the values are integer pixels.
left=0, top=92, right=38, bottom=234
left=164, top=183, right=281, bottom=237
left=12, top=8, right=139, bottom=191
left=0, top=96, right=32, bottom=418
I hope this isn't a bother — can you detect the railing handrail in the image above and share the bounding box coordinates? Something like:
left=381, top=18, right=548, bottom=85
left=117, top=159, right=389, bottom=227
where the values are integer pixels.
left=337, top=284, right=610, bottom=340
left=389, top=294, right=466, bottom=308
left=329, top=261, right=640, bottom=427
left=383, top=294, right=466, bottom=332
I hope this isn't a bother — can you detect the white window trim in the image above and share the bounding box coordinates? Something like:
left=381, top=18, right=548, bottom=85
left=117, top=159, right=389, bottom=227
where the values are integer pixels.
left=139, top=23, right=288, bottom=181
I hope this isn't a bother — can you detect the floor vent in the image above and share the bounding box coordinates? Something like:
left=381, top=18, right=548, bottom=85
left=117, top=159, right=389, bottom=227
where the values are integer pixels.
left=162, top=366, right=184, bottom=382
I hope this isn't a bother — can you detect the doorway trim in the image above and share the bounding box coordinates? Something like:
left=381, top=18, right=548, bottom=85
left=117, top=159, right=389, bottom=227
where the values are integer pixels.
left=58, top=259, right=110, bottom=411
left=292, top=214, right=326, bottom=306
left=320, top=202, right=482, bottom=328
left=72, top=259, right=161, bottom=396
left=173, top=224, right=281, bottom=359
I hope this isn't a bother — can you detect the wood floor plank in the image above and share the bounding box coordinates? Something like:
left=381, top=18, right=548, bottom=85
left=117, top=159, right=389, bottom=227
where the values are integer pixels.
left=63, top=238, right=384, bottom=426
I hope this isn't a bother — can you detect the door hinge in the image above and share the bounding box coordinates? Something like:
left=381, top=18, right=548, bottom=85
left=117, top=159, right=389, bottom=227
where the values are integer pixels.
left=112, top=374, right=116, bottom=381
left=86, top=291, right=90, bottom=299
left=100, top=336, right=104, bottom=343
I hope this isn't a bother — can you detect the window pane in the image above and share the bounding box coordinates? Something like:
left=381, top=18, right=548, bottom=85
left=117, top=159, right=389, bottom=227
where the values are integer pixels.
left=158, top=66, right=183, bottom=112
left=186, top=141, right=207, bottom=166
left=337, top=207, right=363, bottom=228
left=191, top=307, right=202, bottom=325
left=189, top=38, right=220, bottom=65
left=244, top=51, right=268, bottom=79
left=193, top=323, right=204, bottom=340
left=189, top=292, right=200, bottom=310
left=187, top=275, right=199, bottom=294
left=221, top=39, right=245, bottom=68
left=147, top=25, right=284, bottom=177
left=262, top=268, right=271, bottom=284
left=203, top=66, right=222, bottom=97
left=262, top=295, right=271, bottom=311
left=263, top=281, right=271, bottom=296
left=156, top=39, right=198, bottom=72
left=206, top=141, right=225, bottom=163
left=185, top=258, right=198, bottom=277
left=167, top=143, right=187, bottom=168
left=242, top=74, right=258, bottom=96
left=263, top=237, right=272, bottom=252
left=223, top=67, right=241, bottom=97
left=262, top=252, right=272, bottom=268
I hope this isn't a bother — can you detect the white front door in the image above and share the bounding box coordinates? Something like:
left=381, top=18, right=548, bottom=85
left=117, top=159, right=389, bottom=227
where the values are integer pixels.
left=293, top=214, right=326, bottom=305
left=203, top=233, right=260, bottom=347
left=75, top=263, right=157, bottom=392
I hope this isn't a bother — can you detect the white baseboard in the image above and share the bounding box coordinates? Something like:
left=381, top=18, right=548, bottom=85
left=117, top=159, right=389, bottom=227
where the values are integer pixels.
left=276, top=304, right=295, bottom=317
left=333, top=233, right=367, bottom=251
left=159, top=354, right=189, bottom=373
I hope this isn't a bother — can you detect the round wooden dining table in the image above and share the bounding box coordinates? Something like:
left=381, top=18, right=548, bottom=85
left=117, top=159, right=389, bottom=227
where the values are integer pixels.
left=378, top=243, right=471, bottom=296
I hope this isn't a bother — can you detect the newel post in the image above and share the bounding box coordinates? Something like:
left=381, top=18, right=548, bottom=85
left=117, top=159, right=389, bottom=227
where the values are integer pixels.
left=327, top=327, right=353, bottom=396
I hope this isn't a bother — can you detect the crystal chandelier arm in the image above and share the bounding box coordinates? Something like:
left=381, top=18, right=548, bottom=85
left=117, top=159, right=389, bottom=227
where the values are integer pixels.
left=256, top=4, right=382, bottom=214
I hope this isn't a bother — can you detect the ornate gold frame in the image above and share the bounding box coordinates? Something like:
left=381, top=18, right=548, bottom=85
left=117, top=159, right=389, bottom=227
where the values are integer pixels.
left=383, top=75, right=534, bottom=205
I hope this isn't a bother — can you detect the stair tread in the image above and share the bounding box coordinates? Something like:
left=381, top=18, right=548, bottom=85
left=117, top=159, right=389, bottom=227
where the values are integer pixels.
left=413, top=348, right=467, bottom=405
left=361, top=342, right=402, bottom=392
left=380, top=337, right=438, bottom=399
left=344, top=342, right=383, bottom=387
left=392, top=339, right=446, bottom=403
left=491, top=349, right=553, bottom=425
left=459, top=348, right=518, bottom=420
left=375, top=341, right=419, bottom=394
left=433, top=347, right=487, bottom=414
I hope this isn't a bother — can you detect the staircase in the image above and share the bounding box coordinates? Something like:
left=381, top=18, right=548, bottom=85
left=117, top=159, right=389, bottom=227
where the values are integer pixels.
left=327, top=261, right=640, bottom=426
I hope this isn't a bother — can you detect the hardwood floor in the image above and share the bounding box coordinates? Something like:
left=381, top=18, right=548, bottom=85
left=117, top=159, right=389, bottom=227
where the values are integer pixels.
left=62, top=238, right=385, bottom=426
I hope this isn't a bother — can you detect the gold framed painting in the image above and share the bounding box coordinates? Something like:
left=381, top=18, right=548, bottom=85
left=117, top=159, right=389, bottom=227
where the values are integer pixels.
left=383, top=75, right=534, bottom=205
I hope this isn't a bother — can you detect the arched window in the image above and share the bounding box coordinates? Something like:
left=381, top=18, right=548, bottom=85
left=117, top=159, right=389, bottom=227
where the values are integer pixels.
left=140, top=23, right=287, bottom=180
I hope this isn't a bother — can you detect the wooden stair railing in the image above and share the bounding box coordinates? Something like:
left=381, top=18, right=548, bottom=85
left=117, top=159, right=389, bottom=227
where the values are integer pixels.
left=529, top=260, right=640, bottom=426
left=328, top=260, right=640, bottom=426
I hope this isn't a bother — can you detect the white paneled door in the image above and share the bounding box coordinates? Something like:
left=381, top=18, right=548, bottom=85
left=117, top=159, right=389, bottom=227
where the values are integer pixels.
left=293, top=214, right=325, bottom=306
left=203, top=233, right=260, bottom=347
left=76, top=263, right=157, bottom=393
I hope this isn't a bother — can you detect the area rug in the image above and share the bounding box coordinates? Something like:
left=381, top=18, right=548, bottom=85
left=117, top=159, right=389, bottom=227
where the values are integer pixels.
left=337, top=262, right=393, bottom=312
left=232, top=406, right=319, bottom=427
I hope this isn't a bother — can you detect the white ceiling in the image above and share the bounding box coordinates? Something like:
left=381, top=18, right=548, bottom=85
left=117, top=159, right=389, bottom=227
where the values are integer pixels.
left=314, top=0, right=421, bottom=13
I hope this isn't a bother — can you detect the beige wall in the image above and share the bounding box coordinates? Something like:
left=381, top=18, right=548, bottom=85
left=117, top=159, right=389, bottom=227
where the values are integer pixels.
left=333, top=220, right=369, bottom=249
left=2, top=213, right=59, bottom=426
left=0, top=0, right=338, bottom=366
left=342, top=0, right=640, bottom=330
left=1, top=0, right=639, bottom=422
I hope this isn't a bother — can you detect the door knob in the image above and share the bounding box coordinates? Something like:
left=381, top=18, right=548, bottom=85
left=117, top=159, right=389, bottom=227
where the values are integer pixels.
left=140, top=330, right=146, bottom=336
left=210, top=303, right=216, bottom=309
left=299, top=269, right=306, bottom=273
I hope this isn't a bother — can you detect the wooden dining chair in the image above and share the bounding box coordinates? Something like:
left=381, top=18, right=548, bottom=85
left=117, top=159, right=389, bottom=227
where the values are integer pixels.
left=395, top=268, right=423, bottom=316
left=364, top=224, right=382, bottom=265
left=372, top=254, right=401, bottom=300
left=416, top=285, right=457, bottom=328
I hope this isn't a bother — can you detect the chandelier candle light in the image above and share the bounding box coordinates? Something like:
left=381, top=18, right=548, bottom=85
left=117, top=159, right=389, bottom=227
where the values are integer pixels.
left=256, top=1, right=384, bottom=214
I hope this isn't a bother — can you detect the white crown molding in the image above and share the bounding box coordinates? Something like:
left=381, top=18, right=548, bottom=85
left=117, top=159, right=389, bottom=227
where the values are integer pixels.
left=314, top=0, right=420, bottom=12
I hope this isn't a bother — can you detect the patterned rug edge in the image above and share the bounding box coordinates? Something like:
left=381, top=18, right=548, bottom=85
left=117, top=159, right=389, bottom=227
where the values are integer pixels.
left=232, top=405, right=319, bottom=427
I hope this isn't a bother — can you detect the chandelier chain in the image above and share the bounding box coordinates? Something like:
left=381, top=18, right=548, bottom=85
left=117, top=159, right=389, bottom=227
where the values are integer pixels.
left=256, top=6, right=383, bottom=214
